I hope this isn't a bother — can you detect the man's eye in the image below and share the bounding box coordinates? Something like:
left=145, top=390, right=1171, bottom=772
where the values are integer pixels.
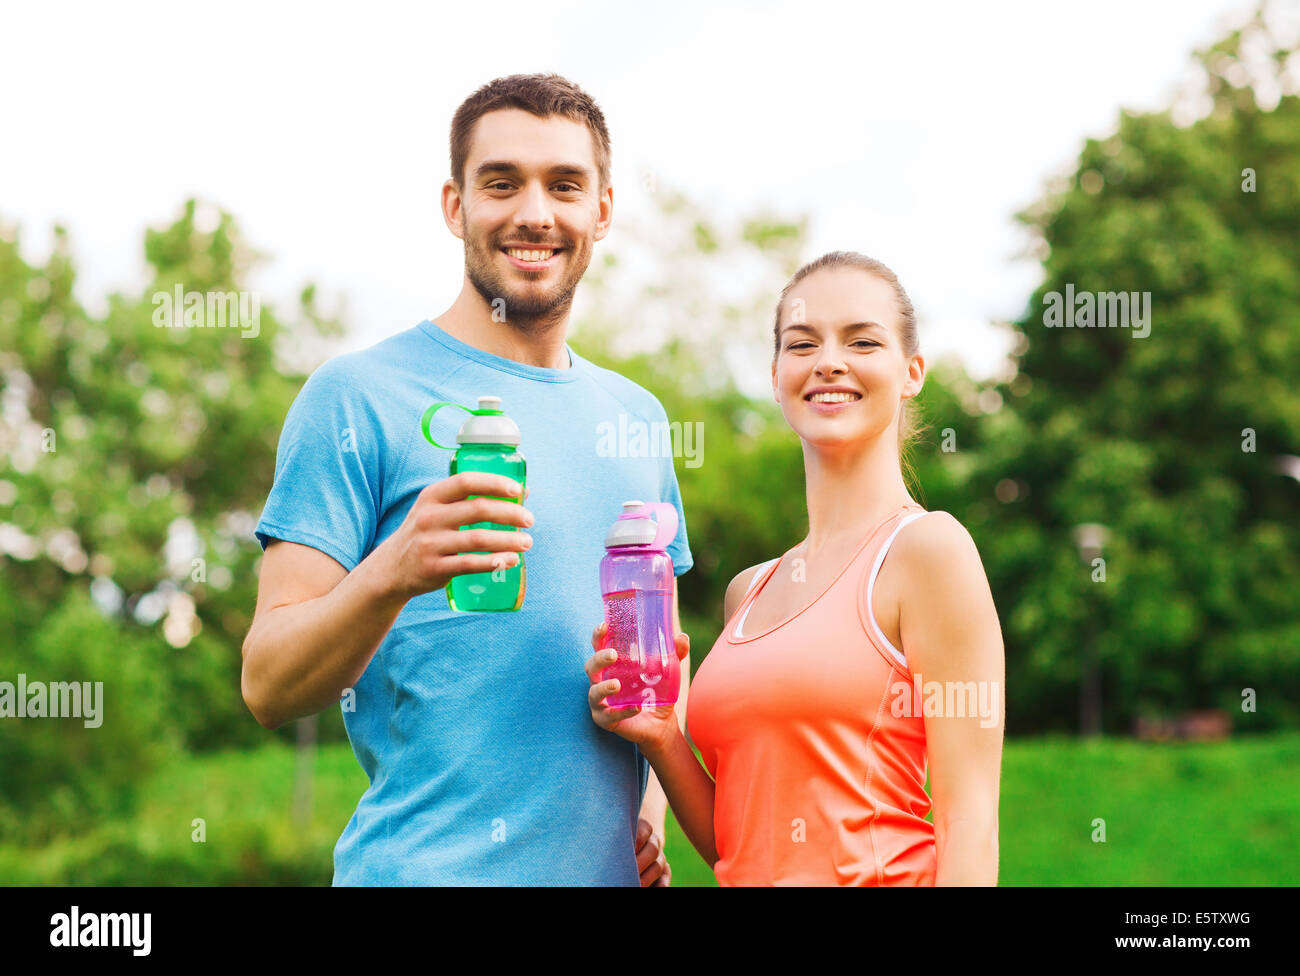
left=554, top=183, right=580, bottom=192
left=488, top=182, right=513, bottom=190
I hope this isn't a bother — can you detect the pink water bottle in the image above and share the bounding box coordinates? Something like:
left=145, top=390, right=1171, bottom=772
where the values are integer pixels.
left=599, top=501, right=679, bottom=708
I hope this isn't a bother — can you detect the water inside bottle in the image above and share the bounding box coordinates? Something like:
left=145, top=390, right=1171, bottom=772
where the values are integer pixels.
left=600, top=588, right=678, bottom=707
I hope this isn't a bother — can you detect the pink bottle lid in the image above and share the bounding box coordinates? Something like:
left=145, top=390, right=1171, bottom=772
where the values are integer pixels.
left=603, top=500, right=677, bottom=551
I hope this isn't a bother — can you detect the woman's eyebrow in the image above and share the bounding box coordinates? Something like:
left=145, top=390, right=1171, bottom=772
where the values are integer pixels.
left=782, top=321, right=885, bottom=335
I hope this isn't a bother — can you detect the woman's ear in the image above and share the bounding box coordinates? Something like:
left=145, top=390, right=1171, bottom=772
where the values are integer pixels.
left=902, top=353, right=926, bottom=399
left=771, top=359, right=779, bottom=403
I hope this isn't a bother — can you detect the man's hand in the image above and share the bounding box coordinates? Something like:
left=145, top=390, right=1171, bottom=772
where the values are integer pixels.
left=373, top=472, right=532, bottom=601
left=635, top=817, right=670, bottom=886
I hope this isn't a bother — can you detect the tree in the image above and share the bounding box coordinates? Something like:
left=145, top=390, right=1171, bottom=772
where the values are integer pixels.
left=0, top=199, right=344, bottom=831
left=973, top=2, right=1300, bottom=733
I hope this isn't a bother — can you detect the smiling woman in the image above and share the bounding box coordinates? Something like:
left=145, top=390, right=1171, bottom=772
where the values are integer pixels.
left=585, top=249, right=1006, bottom=886
left=772, top=252, right=924, bottom=470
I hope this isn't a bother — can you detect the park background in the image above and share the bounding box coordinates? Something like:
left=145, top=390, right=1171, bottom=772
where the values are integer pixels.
left=1, top=1, right=1298, bottom=884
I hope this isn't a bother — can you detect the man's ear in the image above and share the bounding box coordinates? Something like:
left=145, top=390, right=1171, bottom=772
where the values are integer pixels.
left=442, top=179, right=465, bottom=240
left=902, top=353, right=926, bottom=399
left=592, top=183, right=614, bottom=243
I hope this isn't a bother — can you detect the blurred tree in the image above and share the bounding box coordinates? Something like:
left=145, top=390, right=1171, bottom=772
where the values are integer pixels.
left=0, top=199, right=346, bottom=830
left=973, top=1, right=1300, bottom=733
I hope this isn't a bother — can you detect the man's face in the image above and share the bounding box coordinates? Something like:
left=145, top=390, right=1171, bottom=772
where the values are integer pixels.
left=448, top=108, right=610, bottom=326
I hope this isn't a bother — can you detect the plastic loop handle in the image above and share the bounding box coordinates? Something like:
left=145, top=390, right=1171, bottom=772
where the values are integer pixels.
left=641, top=502, right=678, bottom=552
left=421, top=401, right=473, bottom=450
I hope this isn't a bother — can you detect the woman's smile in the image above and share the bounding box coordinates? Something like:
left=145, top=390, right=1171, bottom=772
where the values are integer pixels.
left=803, top=385, right=863, bottom=413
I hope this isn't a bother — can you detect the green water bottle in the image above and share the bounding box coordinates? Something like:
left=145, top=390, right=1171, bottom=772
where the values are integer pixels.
left=420, top=395, right=526, bottom=612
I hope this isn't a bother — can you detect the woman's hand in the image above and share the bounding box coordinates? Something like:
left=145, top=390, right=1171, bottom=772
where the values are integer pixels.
left=585, top=621, right=690, bottom=759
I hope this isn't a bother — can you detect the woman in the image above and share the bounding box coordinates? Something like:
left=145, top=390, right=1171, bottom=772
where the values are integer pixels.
left=586, top=251, right=1004, bottom=885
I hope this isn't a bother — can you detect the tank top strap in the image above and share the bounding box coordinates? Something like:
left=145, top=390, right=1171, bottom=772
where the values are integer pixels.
left=730, top=556, right=784, bottom=639
left=854, top=503, right=932, bottom=673
left=851, top=503, right=928, bottom=571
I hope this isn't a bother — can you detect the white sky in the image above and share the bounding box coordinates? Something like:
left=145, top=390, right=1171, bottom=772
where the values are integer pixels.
left=0, top=0, right=1269, bottom=388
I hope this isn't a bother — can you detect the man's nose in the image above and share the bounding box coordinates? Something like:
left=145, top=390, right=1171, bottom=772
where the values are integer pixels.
left=514, top=181, right=554, bottom=230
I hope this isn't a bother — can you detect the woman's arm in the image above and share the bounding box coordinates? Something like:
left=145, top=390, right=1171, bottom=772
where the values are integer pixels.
left=890, top=512, right=1005, bottom=886
left=641, top=724, right=719, bottom=867
left=586, top=625, right=720, bottom=868
left=587, top=564, right=769, bottom=869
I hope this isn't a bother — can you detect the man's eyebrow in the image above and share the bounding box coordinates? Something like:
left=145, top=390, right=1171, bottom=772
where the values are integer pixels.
left=473, top=160, right=594, bottom=181
left=781, top=321, right=885, bottom=335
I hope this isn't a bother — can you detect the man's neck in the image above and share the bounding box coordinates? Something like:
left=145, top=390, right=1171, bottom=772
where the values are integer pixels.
left=432, top=285, right=572, bottom=369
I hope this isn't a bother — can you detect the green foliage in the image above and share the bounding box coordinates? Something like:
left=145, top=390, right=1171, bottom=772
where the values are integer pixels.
left=972, top=10, right=1300, bottom=733
left=0, top=586, right=172, bottom=840
left=0, top=198, right=351, bottom=828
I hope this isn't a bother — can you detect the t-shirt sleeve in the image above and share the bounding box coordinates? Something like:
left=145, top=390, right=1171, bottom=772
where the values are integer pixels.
left=254, top=358, right=383, bottom=572
left=657, top=415, right=693, bottom=578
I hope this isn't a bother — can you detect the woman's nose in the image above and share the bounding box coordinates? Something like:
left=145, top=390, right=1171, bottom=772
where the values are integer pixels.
left=814, top=350, right=848, bottom=376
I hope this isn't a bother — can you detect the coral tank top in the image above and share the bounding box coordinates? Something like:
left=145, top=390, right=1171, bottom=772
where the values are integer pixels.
left=687, top=503, right=937, bottom=886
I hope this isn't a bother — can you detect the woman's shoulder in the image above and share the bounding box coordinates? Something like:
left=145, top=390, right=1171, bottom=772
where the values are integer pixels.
left=888, top=510, right=991, bottom=601
left=895, top=509, right=975, bottom=558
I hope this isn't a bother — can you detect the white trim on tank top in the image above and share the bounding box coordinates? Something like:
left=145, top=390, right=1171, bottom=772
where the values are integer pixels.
left=865, top=511, right=931, bottom=669
left=731, top=558, right=779, bottom=639
left=731, top=511, right=932, bottom=665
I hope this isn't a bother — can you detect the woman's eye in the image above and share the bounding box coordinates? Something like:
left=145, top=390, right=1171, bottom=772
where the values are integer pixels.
left=787, top=342, right=815, bottom=350
left=852, top=340, right=880, bottom=349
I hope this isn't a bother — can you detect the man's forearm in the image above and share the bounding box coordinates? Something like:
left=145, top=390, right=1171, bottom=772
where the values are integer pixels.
left=242, top=547, right=408, bottom=729
left=639, top=767, right=668, bottom=836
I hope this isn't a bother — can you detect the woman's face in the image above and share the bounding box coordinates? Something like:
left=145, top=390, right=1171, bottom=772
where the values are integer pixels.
left=771, top=267, right=924, bottom=450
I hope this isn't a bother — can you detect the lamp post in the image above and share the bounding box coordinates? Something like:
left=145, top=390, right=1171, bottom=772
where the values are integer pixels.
left=1073, top=523, right=1109, bottom=739
left=1274, top=455, right=1300, bottom=483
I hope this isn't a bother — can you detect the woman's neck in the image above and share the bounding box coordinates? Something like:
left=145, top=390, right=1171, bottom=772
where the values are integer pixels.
left=800, top=431, right=913, bottom=554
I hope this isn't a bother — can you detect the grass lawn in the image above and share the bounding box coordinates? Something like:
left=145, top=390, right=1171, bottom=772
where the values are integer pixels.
left=2, top=733, right=1296, bottom=885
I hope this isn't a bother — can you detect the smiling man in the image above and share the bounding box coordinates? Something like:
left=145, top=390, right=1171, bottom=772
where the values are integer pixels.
left=241, top=74, right=693, bottom=886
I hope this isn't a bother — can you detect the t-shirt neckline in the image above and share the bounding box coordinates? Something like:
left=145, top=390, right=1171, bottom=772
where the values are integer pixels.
left=418, top=318, right=580, bottom=383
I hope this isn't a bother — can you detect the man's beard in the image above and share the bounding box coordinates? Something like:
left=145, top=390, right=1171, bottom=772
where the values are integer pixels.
left=465, top=232, right=588, bottom=332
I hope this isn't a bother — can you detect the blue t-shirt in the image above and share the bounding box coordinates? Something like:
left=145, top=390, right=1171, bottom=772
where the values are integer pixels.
left=253, top=319, right=693, bottom=885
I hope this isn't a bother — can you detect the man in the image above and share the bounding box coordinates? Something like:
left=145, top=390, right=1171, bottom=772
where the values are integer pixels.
left=241, top=73, right=692, bottom=885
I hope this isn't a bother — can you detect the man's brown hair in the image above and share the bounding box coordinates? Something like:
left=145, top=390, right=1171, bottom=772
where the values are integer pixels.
left=450, top=73, right=612, bottom=194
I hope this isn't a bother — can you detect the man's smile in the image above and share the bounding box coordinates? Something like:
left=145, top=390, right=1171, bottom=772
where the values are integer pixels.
left=501, top=245, right=564, bottom=270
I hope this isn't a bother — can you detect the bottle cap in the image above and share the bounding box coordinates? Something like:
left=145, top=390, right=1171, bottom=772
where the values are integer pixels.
left=420, top=396, right=520, bottom=448
left=604, top=500, right=657, bottom=548
left=457, top=395, right=520, bottom=445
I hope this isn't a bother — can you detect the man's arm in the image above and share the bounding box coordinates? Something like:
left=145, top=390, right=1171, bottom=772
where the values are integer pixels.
left=242, top=539, right=405, bottom=729
left=241, top=473, right=532, bottom=729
